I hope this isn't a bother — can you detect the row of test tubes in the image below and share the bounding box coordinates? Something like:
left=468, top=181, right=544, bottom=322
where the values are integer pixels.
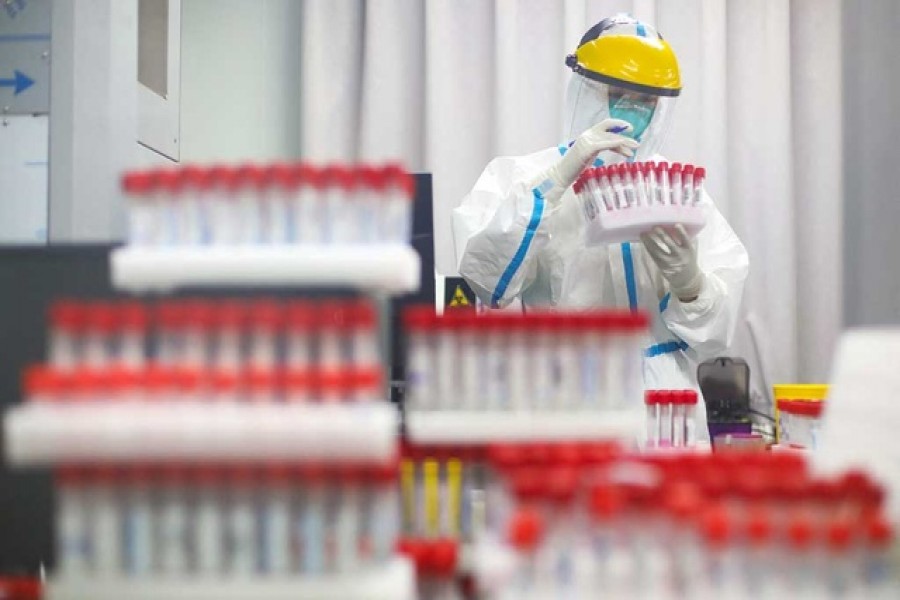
left=23, top=362, right=383, bottom=404
left=47, top=298, right=380, bottom=376
left=644, top=390, right=700, bottom=448
left=489, top=449, right=896, bottom=600
left=403, top=308, right=648, bottom=412
left=121, top=163, right=415, bottom=247
left=574, top=161, right=706, bottom=211
left=54, top=462, right=399, bottom=579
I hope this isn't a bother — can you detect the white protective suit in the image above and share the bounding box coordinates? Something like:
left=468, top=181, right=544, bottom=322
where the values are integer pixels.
left=452, top=143, right=749, bottom=426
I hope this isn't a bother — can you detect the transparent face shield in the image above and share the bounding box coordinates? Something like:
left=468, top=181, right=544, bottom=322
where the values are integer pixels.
left=564, top=74, right=677, bottom=164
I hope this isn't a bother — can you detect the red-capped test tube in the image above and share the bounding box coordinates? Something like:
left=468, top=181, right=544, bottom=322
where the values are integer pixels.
left=658, top=391, right=674, bottom=447
left=248, top=298, right=283, bottom=370
left=293, top=163, right=326, bottom=245
left=48, top=300, right=85, bottom=370
left=178, top=165, right=211, bottom=245
left=693, top=168, right=706, bottom=206
left=656, top=162, right=671, bottom=206
left=84, top=302, right=117, bottom=368
left=121, top=171, right=158, bottom=245
left=645, top=390, right=659, bottom=448
left=682, top=165, right=695, bottom=206
left=207, top=165, right=239, bottom=245
left=234, top=164, right=265, bottom=245
left=382, top=164, right=415, bottom=244
left=669, top=163, right=683, bottom=205
left=403, top=306, right=436, bottom=411
left=263, top=163, right=296, bottom=245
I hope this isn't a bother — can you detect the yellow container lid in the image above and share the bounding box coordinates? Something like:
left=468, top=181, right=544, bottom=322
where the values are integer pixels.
left=773, top=384, right=829, bottom=401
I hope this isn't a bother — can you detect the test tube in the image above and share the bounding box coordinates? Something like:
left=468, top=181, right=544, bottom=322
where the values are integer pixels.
left=619, top=163, right=636, bottom=208
left=48, top=300, right=85, bottom=370
left=207, top=166, right=240, bottom=246
left=623, top=313, right=648, bottom=408
left=356, top=165, right=384, bottom=244
left=632, top=163, right=648, bottom=207
left=322, top=165, right=357, bottom=244
left=178, top=166, right=210, bottom=245
left=603, top=316, right=626, bottom=409
left=693, top=168, right=706, bottom=206
left=382, top=164, right=414, bottom=244
left=669, top=163, right=683, bottom=205
left=335, top=466, right=362, bottom=572
left=193, top=464, right=224, bottom=575
left=87, top=466, right=121, bottom=575
left=645, top=390, right=659, bottom=448
left=248, top=299, right=283, bottom=370
left=507, top=315, right=531, bottom=411
left=579, top=313, right=606, bottom=409
left=286, top=301, right=316, bottom=371
left=234, top=164, right=265, bottom=245
left=370, top=462, right=400, bottom=564
left=423, top=458, right=440, bottom=537
left=608, top=165, right=627, bottom=209
left=261, top=164, right=294, bottom=245
left=261, top=464, right=293, bottom=574
left=317, top=165, right=344, bottom=244
left=403, top=307, right=436, bottom=411
left=434, top=313, right=459, bottom=410
left=226, top=465, right=258, bottom=576
left=530, top=313, right=557, bottom=409
left=155, top=169, right=184, bottom=245
left=641, top=162, right=656, bottom=205
left=585, top=168, right=612, bottom=212
left=212, top=301, right=245, bottom=371
left=349, top=300, right=379, bottom=371
left=684, top=390, right=699, bottom=447
left=457, top=312, right=481, bottom=410
left=655, top=162, right=671, bottom=207
left=682, top=165, right=695, bottom=206
left=157, top=464, right=189, bottom=574
left=293, top=164, right=326, bottom=245
left=299, top=465, right=327, bottom=575
left=484, top=314, right=508, bottom=410
left=55, top=467, right=90, bottom=576
left=122, top=171, right=158, bottom=245
left=117, top=302, right=149, bottom=369
left=658, top=391, right=674, bottom=447
left=123, top=465, right=154, bottom=576
left=861, top=516, right=893, bottom=595
left=84, top=302, right=116, bottom=369
left=672, top=391, right=686, bottom=447
left=597, top=167, right=618, bottom=211
left=182, top=299, right=213, bottom=369
left=155, top=301, right=186, bottom=366
left=318, top=301, right=348, bottom=374
left=556, top=315, right=581, bottom=409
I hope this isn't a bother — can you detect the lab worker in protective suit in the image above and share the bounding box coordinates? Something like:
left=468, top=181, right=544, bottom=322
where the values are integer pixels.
left=452, top=16, right=749, bottom=430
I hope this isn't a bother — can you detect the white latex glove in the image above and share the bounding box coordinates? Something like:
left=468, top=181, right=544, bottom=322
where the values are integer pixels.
left=536, top=118, right=639, bottom=206
left=640, top=224, right=705, bottom=302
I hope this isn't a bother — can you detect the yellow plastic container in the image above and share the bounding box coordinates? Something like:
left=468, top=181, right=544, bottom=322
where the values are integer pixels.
left=773, top=384, right=829, bottom=443
left=773, top=384, right=829, bottom=401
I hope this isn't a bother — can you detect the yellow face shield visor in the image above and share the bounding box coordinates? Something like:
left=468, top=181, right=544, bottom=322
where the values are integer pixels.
left=565, top=34, right=681, bottom=98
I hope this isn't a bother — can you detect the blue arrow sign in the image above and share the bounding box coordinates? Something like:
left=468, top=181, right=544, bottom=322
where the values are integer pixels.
left=0, top=70, right=35, bottom=95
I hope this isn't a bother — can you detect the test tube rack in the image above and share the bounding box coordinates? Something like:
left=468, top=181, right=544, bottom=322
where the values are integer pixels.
left=574, top=161, right=707, bottom=245
left=2, top=162, right=422, bottom=600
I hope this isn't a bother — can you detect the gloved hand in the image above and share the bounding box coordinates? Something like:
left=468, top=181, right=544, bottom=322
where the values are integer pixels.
left=536, top=118, right=639, bottom=206
left=641, top=224, right=705, bottom=302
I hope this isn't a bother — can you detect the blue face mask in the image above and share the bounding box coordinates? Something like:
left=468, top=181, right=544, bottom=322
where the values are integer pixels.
left=608, top=95, right=656, bottom=141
